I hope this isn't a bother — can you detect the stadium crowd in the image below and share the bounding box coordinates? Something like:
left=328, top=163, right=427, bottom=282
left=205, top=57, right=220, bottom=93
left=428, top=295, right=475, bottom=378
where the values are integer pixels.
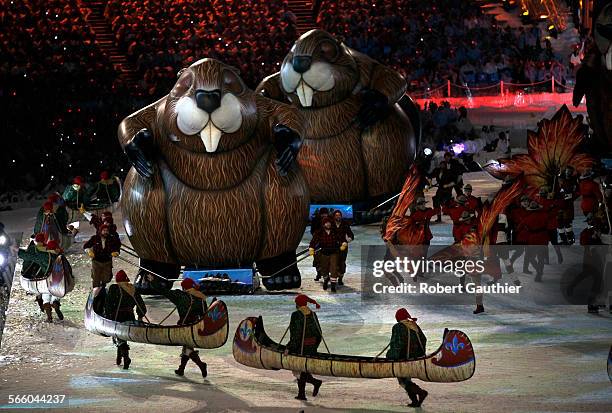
left=0, top=0, right=130, bottom=200
left=0, top=0, right=579, bottom=197
left=316, top=0, right=571, bottom=93
left=104, top=0, right=298, bottom=96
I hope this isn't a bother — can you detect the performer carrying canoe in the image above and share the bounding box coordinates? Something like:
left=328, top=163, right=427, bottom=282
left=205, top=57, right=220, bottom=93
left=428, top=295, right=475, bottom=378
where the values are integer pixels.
left=283, top=294, right=323, bottom=401
left=19, top=234, right=62, bottom=318
left=19, top=238, right=66, bottom=322
left=83, top=223, right=121, bottom=288
left=146, top=274, right=208, bottom=378
left=62, top=176, right=88, bottom=211
left=34, top=200, right=69, bottom=245
left=104, top=270, right=147, bottom=369
left=87, top=171, right=121, bottom=209
left=387, top=308, right=428, bottom=408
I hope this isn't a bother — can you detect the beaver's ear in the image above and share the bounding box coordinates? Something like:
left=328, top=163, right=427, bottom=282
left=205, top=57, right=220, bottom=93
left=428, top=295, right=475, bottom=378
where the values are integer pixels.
left=223, top=66, right=246, bottom=96
left=177, top=67, right=187, bottom=78
left=320, top=39, right=340, bottom=62
left=170, top=69, right=194, bottom=98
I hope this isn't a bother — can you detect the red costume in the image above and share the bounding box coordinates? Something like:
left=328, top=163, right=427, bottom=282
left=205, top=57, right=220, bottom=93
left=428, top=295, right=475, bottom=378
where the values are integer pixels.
left=511, top=207, right=529, bottom=244
left=578, top=179, right=602, bottom=216
left=521, top=209, right=549, bottom=245
left=410, top=208, right=437, bottom=244
left=443, top=202, right=468, bottom=242
left=465, top=195, right=482, bottom=216
left=538, top=197, right=561, bottom=231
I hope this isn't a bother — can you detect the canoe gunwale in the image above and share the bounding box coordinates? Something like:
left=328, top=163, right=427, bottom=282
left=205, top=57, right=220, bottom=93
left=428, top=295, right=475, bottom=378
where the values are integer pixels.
left=233, top=316, right=476, bottom=382
left=84, top=290, right=229, bottom=348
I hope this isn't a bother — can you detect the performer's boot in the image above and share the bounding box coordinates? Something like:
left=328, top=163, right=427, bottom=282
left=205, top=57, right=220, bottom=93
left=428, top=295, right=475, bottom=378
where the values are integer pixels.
left=338, top=275, right=344, bottom=286
left=305, top=374, right=322, bottom=397
left=43, top=303, right=53, bottom=322
left=587, top=304, right=599, bottom=314
left=35, top=296, right=44, bottom=312
left=559, top=231, right=568, bottom=245
left=122, top=344, right=131, bottom=370
left=116, top=347, right=122, bottom=366
left=416, top=388, right=429, bottom=407
left=407, top=394, right=419, bottom=407
left=52, top=302, right=64, bottom=320
left=323, top=277, right=329, bottom=290
left=175, top=355, right=189, bottom=376
left=189, top=351, right=208, bottom=378
left=330, top=282, right=337, bottom=293
left=473, top=305, right=485, bottom=314
left=405, top=382, right=420, bottom=407
left=295, top=373, right=307, bottom=401
left=314, top=272, right=321, bottom=282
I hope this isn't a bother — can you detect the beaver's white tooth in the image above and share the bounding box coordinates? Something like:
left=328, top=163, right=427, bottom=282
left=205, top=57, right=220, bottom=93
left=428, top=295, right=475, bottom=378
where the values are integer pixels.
left=200, top=123, right=222, bottom=153
left=296, top=80, right=313, bottom=107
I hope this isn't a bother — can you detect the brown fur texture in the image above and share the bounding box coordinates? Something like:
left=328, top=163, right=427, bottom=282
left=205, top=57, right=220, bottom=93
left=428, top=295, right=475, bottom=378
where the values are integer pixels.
left=257, top=30, right=415, bottom=203
left=119, top=59, right=309, bottom=266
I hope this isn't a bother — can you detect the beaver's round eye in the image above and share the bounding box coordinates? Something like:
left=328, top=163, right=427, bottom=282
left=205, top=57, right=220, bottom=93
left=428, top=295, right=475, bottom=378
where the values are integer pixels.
left=223, top=69, right=245, bottom=96
left=170, top=69, right=193, bottom=97
left=320, top=41, right=339, bottom=62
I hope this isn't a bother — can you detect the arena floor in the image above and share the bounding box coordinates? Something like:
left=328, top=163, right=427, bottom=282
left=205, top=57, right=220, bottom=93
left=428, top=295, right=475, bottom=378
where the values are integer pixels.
left=0, top=172, right=611, bottom=412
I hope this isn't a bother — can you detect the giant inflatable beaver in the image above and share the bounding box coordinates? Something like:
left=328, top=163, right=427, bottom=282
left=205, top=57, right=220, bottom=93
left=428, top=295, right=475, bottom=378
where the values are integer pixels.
left=257, top=29, right=419, bottom=205
left=118, top=58, right=309, bottom=290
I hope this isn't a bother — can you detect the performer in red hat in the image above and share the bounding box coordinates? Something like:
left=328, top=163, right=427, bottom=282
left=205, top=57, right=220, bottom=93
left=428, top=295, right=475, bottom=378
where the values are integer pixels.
left=104, top=270, right=147, bottom=369
left=33, top=199, right=66, bottom=246
left=146, top=274, right=209, bottom=378
left=83, top=223, right=121, bottom=287
left=284, top=294, right=323, bottom=401
left=62, top=176, right=88, bottom=212
left=309, top=216, right=342, bottom=292
left=387, top=308, right=428, bottom=407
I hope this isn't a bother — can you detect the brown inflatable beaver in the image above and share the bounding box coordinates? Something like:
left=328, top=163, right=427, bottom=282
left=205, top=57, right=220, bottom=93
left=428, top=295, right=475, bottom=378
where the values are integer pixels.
left=257, top=29, right=418, bottom=204
left=118, top=58, right=309, bottom=290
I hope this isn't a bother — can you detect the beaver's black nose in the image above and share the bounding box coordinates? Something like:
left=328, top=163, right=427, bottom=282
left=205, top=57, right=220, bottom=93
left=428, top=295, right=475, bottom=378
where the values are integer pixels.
left=292, top=55, right=312, bottom=74
left=195, top=89, right=221, bottom=113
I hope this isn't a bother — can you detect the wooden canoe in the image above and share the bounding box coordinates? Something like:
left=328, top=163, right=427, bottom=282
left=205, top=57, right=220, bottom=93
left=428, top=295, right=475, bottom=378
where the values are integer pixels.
left=20, top=255, right=74, bottom=298
left=233, top=316, right=475, bottom=382
left=84, top=289, right=229, bottom=349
